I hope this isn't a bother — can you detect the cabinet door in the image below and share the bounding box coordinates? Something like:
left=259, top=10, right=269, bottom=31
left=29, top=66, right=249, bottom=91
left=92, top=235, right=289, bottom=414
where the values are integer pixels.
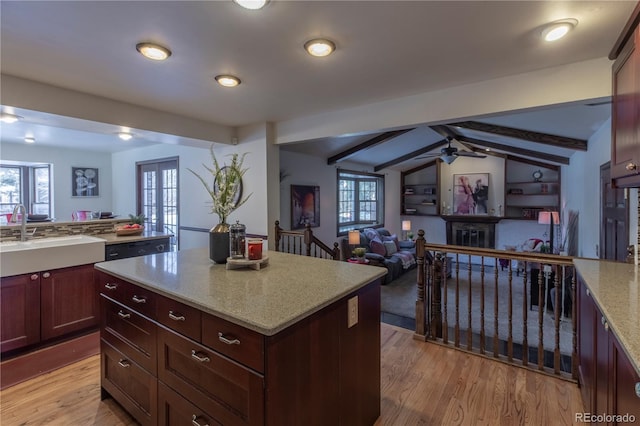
left=41, top=264, right=98, bottom=340
left=611, top=336, right=640, bottom=420
left=612, top=26, right=640, bottom=187
left=158, top=382, right=222, bottom=426
left=595, top=312, right=611, bottom=416
left=577, top=279, right=596, bottom=412
left=0, top=273, right=40, bottom=353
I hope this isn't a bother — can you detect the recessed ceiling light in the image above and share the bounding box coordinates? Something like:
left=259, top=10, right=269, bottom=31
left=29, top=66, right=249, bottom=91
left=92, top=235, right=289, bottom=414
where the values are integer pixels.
left=117, top=132, right=133, bottom=141
left=0, top=112, right=22, bottom=123
left=304, top=39, right=336, bottom=57
left=233, top=0, right=268, bottom=10
left=136, top=42, right=172, bottom=61
left=215, top=75, right=241, bottom=87
left=24, top=137, right=35, bottom=144
left=541, top=19, right=578, bottom=42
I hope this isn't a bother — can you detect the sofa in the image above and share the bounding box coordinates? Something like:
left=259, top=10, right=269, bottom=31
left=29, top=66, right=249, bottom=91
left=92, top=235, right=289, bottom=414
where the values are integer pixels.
left=341, top=227, right=416, bottom=285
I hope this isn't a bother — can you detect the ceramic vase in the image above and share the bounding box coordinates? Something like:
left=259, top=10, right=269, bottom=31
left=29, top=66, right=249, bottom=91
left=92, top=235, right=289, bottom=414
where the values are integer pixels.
left=209, top=223, right=230, bottom=263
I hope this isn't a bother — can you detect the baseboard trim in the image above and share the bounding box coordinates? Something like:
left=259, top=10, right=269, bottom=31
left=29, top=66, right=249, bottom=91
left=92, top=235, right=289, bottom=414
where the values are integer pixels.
left=0, top=331, right=100, bottom=390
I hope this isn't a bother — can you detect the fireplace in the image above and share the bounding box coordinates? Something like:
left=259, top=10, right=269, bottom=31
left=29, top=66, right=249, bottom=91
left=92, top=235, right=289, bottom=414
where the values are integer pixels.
left=444, top=216, right=500, bottom=249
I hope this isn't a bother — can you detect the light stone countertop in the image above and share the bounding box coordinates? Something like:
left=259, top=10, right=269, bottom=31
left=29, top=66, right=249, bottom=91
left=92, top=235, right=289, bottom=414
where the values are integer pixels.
left=574, top=259, right=639, bottom=376
left=95, top=248, right=387, bottom=336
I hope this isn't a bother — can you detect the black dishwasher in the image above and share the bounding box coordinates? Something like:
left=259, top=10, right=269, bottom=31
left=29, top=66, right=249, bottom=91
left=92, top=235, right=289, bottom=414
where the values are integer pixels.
left=105, top=237, right=171, bottom=260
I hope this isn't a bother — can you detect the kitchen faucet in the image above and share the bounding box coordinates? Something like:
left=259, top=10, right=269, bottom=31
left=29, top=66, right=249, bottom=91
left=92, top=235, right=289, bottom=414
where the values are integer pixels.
left=10, top=204, right=28, bottom=241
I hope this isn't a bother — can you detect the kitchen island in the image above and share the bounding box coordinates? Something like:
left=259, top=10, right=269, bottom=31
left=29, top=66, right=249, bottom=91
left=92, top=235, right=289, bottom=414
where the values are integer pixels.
left=95, top=248, right=387, bottom=425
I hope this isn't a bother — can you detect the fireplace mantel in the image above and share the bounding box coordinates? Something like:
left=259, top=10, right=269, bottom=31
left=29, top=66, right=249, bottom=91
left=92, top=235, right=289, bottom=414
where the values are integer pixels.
left=441, top=215, right=502, bottom=224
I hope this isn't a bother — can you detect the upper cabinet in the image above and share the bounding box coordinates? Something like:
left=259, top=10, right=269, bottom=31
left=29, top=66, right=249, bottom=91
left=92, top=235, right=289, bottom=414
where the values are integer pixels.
left=401, top=161, right=440, bottom=216
left=504, top=158, right=560, bottom=220
left=611, top=3, right=640, bottom=188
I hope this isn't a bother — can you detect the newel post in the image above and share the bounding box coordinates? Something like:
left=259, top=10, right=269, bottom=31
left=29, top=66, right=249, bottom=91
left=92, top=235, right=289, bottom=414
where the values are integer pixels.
left=414, top=229, right=427, bottom=340
left=304, top=223, right=313, bottom=257
left=274, top=220, right=282, bottom=252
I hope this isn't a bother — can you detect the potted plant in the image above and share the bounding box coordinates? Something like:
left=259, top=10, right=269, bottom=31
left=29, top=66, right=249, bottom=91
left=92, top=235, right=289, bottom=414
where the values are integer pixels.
left=188, top=144, right=251, bottom=263
left=353, top=247, right=367, bottom=262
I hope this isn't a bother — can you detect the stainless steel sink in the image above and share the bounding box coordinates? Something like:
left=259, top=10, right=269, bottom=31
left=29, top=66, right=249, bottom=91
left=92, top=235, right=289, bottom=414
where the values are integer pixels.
left=0, top=235, right=106, bottom=277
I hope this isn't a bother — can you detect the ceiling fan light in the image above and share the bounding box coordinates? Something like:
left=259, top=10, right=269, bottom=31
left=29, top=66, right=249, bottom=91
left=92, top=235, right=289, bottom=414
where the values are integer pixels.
left=441, top=155, right=456, bottom=164
left=541, top=19, right=578, bottom=42
left=136, top=42, right=172, bottom=61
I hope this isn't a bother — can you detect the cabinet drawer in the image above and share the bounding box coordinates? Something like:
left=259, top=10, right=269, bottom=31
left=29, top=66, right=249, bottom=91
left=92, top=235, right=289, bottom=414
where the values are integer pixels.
left=157, top=327, right=264, bottom=426
left=156, top=294, right=201, bottom=341
left=101, top=296, right=157, bottom=373
left=97, top=271, right=130, bottom=306
left=101, top=339, right=157, bottom=426
left=126, top=283, right=157, bottom=319
left=158, top=382, right=222, bottom=426
left=202, top=313, right=264, bottom=373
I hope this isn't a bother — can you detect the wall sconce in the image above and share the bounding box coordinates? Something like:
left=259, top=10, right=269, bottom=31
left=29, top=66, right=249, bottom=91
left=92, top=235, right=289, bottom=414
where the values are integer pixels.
left=402, top=220, right=412, bottom=240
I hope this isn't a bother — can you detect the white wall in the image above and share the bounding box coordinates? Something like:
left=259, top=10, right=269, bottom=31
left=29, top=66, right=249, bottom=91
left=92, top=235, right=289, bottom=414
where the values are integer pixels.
left=279, top=150, right=403, bottom=246
left=111, top=139, right=270, bottom=250
left=0, top=142, right=113, bottom=220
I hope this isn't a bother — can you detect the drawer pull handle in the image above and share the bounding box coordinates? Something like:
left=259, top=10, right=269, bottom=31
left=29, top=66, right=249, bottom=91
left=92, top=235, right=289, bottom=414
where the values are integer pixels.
left=192, top=415, right=210, bottom=426
left=218, top=332, right=240, bottom=345
left=118, top=359, right=130, bottom=368
left=191, top=350, right=210, bottom=363
left=131, top=295, right=146, bottom=304
left=168, top=311, right=185, bottom=321
left=626, top=162, right=637, bottom=171
left=42, top=272, right=51, bottom=279
left=105, top=283, right=117, bottom=290
left=117, top=310, right=131, bottom=319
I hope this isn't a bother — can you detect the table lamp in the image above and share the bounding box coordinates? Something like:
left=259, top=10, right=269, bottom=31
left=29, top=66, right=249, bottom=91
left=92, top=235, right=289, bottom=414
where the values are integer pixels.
left=402, top=220, right=411, bottom=240
left=538, top=211, right=559, bottom=253
left=348, top=230, right=365, bottom=260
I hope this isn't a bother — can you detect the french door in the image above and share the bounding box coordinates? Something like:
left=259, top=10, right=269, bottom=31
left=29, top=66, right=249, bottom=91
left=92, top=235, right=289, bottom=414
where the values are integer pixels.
left=137, top=157, right=179, bottom=250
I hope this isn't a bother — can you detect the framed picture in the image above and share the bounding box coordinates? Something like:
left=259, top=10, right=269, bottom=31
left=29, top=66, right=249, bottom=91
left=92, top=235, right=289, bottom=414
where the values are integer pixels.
left=72, top=167, right=99, bottom=197
left=291, top=185, right=320, bottom=229
left=453, top=173, right=489, bottom=215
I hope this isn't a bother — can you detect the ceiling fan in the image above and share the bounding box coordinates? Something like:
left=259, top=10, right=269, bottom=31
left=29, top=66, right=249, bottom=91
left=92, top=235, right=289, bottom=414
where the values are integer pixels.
left=417, top=137, right=487, bottom=164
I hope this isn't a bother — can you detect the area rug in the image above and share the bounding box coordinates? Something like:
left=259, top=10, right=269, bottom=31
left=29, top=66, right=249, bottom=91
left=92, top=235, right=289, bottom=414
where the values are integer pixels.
left=381, top=263, right=574, bottom=354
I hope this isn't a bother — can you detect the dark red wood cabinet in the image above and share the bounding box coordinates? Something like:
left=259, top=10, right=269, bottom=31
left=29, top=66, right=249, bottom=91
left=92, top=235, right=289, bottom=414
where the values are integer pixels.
left=97, top=269, right=381, bottom=426
left=0, top=273, right=41, bottom=352
left=611, top=4, right=640, bottom=188
left=1, top=264, right=98, bottom=354
left=577, top=275, right=640, bottom=422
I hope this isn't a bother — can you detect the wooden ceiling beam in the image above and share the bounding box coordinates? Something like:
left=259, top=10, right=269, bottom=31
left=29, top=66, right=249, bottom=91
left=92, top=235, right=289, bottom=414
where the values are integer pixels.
left=373, top=139, right=447, bottom=172
left=456, top=135, right=571, bottom=165
left=327, top=128, right=414, bottom=165
left=449, top=121, right=587, bottom=151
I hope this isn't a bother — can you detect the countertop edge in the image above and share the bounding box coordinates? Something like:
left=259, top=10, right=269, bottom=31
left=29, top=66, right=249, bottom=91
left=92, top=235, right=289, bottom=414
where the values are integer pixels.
left=94, top=255, right=386, bottom=336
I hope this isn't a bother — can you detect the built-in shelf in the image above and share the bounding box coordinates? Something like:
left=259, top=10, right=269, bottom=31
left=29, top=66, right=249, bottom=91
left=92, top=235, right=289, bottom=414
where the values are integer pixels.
left=401, top=161, right=439, bottom=216
left=504, top=158, right=561, bottom=220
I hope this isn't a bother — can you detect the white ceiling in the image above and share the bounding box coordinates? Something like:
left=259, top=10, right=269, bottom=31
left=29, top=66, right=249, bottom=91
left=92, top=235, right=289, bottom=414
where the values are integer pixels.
left=0, top=1, right=635, bottom=167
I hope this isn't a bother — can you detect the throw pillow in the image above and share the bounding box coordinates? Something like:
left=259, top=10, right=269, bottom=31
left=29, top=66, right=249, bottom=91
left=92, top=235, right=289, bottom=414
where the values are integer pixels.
left=383, top=240, right=398, bottom=256
left=383, top=234, right=400, bottom=251
left=369, top=238, right=386, bottom=256
left=363, top=228, right=380, bottom=243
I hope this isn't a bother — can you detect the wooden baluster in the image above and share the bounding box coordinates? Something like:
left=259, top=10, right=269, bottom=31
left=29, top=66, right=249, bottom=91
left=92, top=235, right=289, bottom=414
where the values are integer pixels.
left=522, top=262, right=529, bottom=367
left=442, top=253, right=451, bottom=344
left=493, top=255, right=499, bottom=358
left=553, top=264, right=561, bottom=375
left=570, top=268, right=578, bottom=380
left=454, top=256, right=460, bottom=348
left=537, top=266, right=545, bottom=371
left=467, top=255, right=472, bottom=351
left=433, top=251, right=443, bottom=339
left=479, top=258, right=486, bottom=354
left=274, top=220, right=282, bottom=252
left=507, top=257, right=513, bottom=362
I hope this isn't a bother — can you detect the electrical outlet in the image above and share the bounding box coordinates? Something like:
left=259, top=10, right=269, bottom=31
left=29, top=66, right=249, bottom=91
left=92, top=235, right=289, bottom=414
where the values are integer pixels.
left=348, top=296, right=358, bottom=328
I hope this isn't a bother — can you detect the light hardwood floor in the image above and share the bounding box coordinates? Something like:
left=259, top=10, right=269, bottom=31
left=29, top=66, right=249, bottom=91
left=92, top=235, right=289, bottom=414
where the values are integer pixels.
left=1, top=324, right=583, bottom=425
